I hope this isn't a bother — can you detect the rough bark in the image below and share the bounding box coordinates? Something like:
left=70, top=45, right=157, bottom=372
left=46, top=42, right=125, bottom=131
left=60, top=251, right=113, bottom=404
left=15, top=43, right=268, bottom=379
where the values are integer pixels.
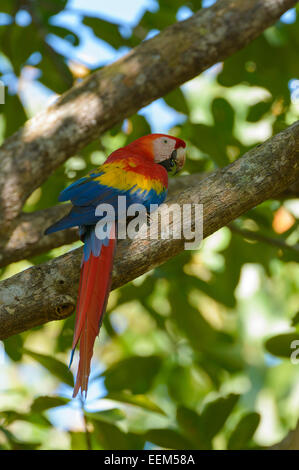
left=1, top=169, right=297, bottom=268
left=0, top=120, right=298, bottom=340
left=0, top=0, right=296, bottom=235
left=0, top=204, right=75, bottom=268
left=0, top=173, right=208, bottom=268
left=0, top=167, right=299, bottom=268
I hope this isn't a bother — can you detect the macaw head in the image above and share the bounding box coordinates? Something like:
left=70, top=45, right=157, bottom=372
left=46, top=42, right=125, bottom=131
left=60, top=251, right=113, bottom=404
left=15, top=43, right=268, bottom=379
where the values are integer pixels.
left=128, top=133, right=186, bottom=175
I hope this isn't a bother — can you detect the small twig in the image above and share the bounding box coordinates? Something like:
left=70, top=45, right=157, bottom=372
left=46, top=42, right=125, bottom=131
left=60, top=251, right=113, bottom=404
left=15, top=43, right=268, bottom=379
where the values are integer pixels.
left=228, top=223, right=299, bottom=254
left=80, top=399, right=92, bottom=450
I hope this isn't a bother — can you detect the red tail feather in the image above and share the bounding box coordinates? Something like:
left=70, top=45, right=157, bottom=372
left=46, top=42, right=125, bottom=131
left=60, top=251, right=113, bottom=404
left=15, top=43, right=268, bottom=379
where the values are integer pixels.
left=72, top=224, right=116, bottom=398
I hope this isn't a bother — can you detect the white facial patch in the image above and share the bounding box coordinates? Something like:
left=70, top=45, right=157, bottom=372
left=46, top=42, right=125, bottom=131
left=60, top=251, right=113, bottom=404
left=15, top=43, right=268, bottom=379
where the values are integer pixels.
left=153, top=136, right=176, bottom=163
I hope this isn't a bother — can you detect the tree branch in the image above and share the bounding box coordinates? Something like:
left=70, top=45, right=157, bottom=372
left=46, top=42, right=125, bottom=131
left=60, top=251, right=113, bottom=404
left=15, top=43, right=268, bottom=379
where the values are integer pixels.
left=0, top=120, right=298, bottom=340
left=0, top=204, right=74, bottom=268
left=228, top=223, right=299, bottom=254
left=1, top=170, right=298, bottom=268
left=0, top=0, right=296, bottom=234
left=0, top=173, right=208, bottom=268
left=270, top=420, right=299, bottom=450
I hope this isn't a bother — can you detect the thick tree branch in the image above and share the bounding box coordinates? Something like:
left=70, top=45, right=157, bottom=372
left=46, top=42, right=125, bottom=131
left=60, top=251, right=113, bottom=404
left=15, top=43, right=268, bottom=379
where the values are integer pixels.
left=0, top=173, right=208, bottom=268
left=279, top=178, right=299, bottom=199
left=0, top=120, right=298, bottom=340
left=0, top=204, right=75, bottom=268
left=0, top=0, right=296, bottom=235
left=1, top=170, right=298, bottom=268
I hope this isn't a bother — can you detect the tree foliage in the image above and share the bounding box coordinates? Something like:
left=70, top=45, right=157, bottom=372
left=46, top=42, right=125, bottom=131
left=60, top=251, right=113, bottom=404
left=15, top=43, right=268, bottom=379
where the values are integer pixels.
left=0, top=0, right=298, bottom=450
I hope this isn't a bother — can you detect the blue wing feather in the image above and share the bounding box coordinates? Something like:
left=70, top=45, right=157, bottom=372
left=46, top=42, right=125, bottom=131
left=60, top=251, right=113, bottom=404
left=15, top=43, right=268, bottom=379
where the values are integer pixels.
left=45, top=166, right=167, bottom=235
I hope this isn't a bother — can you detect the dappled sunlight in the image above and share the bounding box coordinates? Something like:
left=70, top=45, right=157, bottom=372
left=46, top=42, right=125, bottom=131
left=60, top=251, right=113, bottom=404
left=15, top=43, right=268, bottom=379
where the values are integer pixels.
left=0, top=0, right=298, bottom=452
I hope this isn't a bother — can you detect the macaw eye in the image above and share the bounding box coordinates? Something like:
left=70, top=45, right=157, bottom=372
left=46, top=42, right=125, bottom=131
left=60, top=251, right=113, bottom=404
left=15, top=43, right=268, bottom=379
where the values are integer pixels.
left=163, top=139, right=168, bottom=143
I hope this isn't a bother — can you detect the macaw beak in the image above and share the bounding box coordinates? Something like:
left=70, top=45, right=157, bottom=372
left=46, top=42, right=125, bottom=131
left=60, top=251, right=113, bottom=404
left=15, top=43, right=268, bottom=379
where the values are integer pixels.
left=158, top=146, right=186, bottom=175
left=172, top=146, right=186, bottom=174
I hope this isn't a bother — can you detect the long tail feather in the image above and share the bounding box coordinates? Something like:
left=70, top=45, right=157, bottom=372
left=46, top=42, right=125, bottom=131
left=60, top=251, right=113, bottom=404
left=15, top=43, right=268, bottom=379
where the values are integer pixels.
left=71, top=223, right=116, bottom=398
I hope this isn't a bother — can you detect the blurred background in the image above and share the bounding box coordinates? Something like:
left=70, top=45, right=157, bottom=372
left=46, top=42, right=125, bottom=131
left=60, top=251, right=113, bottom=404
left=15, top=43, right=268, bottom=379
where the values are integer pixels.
left=0, top=0, right=299, bottom=450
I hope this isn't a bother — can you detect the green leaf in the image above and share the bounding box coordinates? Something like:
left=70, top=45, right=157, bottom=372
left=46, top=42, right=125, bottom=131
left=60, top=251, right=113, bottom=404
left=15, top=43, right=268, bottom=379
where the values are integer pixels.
left=184, top=97, right=240, bottom=167
left=102, top=355, right=162, bottom=394
left=167, top=365, right=209, bottom=408
left=0, top=426, right=41, bottom=450
left=217, top=27, right=294, bottom=100
left=167, top=283, right=219, bottom=352
left=70, top=431, right=89, bottom=450
left=136, top=3, right=177, bottom=33
left=0, top=410, right=51, bottom=427
left=164, top=88, right=189, bottom=114
left=125, top=114, right=151, bottom=145
left=291, top=312, right=299, bottom=327
left=247, top=100, right=272, bottom=122
left=176, top=396, right=239, bottom=449
left=200, top=394, right=239, bottom=440
left=85, top=408, right=126, bottom=424
left=176, top=406, right=211, bottom=449
left=3, top=93, right=27, bottom=138
left=36, top=0, right=68, bottom=19
left=4, top=334, right=23, bottom=361
left=55, top=315, right=74, bottom=353
left=0, top=0, right=17, bottom=14
left=202, top=342, right=245, bottom=373
left=144, top=429, right=195, bottom=450
left=105, top=391, right=166, bottom=415
left=228, top=412, right=260, bottom=450
left=189, top=0, right=203, bottom=12
left=27, top=165, right=67, bottom=212
left=23, top=348, right=74, bottom=387
left=38, top=46, right=73, bottom=93
left=93, top=421, right=145, bottom=450
left=212, top=97, right=235, bottom=134
left=49, top=25, right=80, bottom=46
left=187, top=123, right=230, bottom=167
left=31, top=395, right=70, bottom=413
left=2, top=24, right=39, bottom=75
left=83, top=16, right=125, bottom=49
left=265, top=333, right=299, bottom=358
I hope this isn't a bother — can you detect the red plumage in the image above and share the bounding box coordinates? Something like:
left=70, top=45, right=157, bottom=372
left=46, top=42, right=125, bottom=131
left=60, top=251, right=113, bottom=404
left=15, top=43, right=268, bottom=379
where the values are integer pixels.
left=45, top=133, right=186, bottom=398
left=72, top=223, right=116, bottom=398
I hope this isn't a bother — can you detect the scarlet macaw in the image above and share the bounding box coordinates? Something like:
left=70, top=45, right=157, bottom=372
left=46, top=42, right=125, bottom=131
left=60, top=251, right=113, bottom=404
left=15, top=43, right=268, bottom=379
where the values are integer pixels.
left=45, top=134, right=186, bottom=397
